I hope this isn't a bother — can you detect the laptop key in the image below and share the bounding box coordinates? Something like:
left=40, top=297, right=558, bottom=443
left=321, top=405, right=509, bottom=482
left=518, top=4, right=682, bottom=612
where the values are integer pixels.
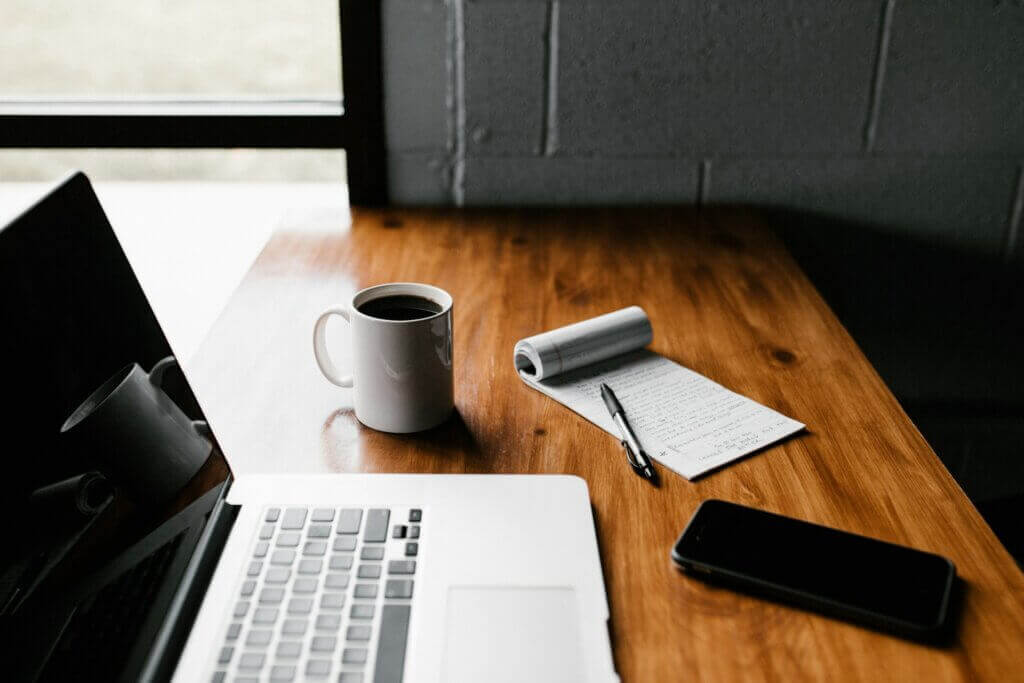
left=217, top=646, right=233, bottom=664
left=247, top=561, right=262, bottom=577
left=374, top=604, right=412, bottom=683
left=338, top=674, right=363, bottom=683
left=266, top=568, right=290, bottom=583
left=281, top=508, right=307, bottom=530
left=342, top=648, right=367, bottom=664
left=298, top=558, right=323, bottom=574
left=333, top=536, right=357, bottom=552
left=346, top=625, right=371, bottom=641
left=277, top=532, right=306, bottom=550
left=405, top=543, right=418, bottom=557
left=211, top=672, right=226, bottom=683
left=330, top=554, right=354, bottom=570
left=293, top=578, right=318, bottom=593
left=306, top=659, right=332, bottom=677
left=350, top=604, right=374, bottom=620
left=308, top=524, right=331, bottom=538
left=408, top=509, right=422, bottom=522
left=337, top=509, right=363, bottom=534
left=364, top=509, right=390, bottom=542
left=253, top=541, right=269, bottom=558
left=357, top=564, right=382, bottom=579
left=259, top=588, right=284, bottom=604
left=246, top=629, right=272, bottom=647
left=384, top=579, right=413, bottom=599
left=276, top=532, right=300, bottom=547
left=253, top=607, right=279, bottom=624
left=311, top=508, right=335, bottom=522
left=354, top=584, right=378, bottom=599
left=311, top=635, right=337, bottom=652
left=276, top=640, right=301, bottom=658
left=271, top=549, right=295, bottom=565
left=282, top=618, right=308, bottom=636
left=269, top=664, right=296, bottom=681
left=287, top=597, right=313, bottom=615
left=238, top=652, right=265, bottom=670
left=388, top=560, right=416, bottom=575
left=325, top=573, right=351, bottom=590
left=259, top=524, right=274, bottom=540
left=316, top=613, right=342, bottom=631
left=408, top=526, right=420, bottom=539
left=234, top=601, right=250, bottom=618
left=265, top=508, right=280, bottom=522
left=226, top=623, right=242, bottom=640
left=320, top=593, right=345, bottom=610
left=240, top=580, right=256, bottom=596
left=304, top=540, right=327, bottom=556
left=391, top=525, right=407, bottom=539
left=360, top=547, right=385, bottom=561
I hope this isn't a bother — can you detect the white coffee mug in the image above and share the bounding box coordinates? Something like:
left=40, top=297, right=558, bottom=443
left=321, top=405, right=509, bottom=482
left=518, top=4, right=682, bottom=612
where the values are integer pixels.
left=313, top=282, right=454, bottom=433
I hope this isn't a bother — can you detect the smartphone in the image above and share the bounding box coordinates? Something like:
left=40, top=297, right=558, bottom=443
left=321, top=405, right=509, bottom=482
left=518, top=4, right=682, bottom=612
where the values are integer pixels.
left=671, top=499, right=957, bottom=640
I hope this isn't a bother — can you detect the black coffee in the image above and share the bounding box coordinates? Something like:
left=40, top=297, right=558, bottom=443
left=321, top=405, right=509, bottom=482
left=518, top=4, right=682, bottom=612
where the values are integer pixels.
left=357, top=294, right=443, bottom=321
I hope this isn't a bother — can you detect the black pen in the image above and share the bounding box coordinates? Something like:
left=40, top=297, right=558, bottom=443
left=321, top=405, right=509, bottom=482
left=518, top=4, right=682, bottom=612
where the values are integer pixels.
left=600, top=383, right=659, bottom=485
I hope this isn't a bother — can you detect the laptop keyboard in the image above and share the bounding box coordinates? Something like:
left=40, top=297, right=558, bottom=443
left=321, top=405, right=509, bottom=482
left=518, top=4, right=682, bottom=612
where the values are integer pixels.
left=212, top=506, right=422, bottom=683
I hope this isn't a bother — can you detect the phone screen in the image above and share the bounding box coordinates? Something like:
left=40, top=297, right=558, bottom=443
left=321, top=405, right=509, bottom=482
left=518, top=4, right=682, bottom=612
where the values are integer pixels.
left=672, top=500, right=955, bottom=632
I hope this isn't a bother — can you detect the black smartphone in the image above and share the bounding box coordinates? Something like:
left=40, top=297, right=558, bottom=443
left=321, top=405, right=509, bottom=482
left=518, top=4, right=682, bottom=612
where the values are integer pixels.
left=671, top=499, right=957, bottom=641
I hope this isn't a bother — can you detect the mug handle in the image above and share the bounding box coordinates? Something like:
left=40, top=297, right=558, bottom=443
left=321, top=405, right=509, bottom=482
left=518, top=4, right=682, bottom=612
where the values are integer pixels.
left=313, top=306, right=355, bottom=387
left=149, top=357, right=213, bottom=443
left=148, top=356, right=178, bottom=388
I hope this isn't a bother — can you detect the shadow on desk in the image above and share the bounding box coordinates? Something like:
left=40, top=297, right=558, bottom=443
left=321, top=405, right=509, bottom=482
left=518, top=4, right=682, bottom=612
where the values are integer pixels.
left=320, top=407, right=488, bottom=473
left=763, top=207, right=1024, bottom=565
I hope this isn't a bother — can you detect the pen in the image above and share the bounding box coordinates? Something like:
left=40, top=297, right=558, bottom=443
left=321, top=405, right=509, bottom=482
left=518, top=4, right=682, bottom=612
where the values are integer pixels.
left=600, top=383, right=659, bottom=485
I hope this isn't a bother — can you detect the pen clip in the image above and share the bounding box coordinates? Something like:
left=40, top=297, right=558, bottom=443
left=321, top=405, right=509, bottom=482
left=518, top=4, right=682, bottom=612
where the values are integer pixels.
left=621, top=440, right=642, bottom=470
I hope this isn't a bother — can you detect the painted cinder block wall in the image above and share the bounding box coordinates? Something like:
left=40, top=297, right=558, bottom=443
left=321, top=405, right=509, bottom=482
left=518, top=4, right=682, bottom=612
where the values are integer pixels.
left=381, top=0, right=1024, bottom=259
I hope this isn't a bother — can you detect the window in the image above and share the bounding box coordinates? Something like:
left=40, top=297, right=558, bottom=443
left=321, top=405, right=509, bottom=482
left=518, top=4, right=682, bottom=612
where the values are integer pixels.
left=0, top=1, right=384, bottom=202
left=0, top=148, right=347, bottom=183
left=1, top=2, right=342, bottom=99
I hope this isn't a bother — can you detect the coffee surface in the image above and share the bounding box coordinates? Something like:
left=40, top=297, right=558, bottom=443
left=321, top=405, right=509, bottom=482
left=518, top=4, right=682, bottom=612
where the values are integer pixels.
left=357, top=294, right=443, bottom=321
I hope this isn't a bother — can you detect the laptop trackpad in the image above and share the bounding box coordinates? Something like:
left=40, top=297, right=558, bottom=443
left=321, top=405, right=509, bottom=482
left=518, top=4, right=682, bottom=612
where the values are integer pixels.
left=442, top=586, right=584, bottom=683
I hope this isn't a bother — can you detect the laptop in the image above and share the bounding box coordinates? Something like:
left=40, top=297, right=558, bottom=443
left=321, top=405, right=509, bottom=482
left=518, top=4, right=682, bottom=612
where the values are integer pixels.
left=1, top=173, right=618, bottom=683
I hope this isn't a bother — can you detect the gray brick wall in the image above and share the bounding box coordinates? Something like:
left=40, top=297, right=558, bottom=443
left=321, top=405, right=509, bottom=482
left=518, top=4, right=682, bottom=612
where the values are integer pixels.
left=381, top=0, right=1024, bottom=257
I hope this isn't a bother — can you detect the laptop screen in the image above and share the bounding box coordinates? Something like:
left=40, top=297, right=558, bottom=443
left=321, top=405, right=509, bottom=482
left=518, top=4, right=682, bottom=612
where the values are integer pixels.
left=0, top=173, right=228, bottom=636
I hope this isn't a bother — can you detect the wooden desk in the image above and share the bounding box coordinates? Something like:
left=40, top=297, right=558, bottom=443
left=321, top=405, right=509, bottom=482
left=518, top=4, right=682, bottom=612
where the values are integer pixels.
left=190, top=207, right=1024, bottom=681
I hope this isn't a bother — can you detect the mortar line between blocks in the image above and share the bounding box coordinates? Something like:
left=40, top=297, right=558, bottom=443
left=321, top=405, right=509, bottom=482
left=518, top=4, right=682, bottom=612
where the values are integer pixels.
left=863, top=0, right=895, bottom=153
left=1004, top=162, right=1024, bottom=262
left=452, top=0, right=467, bottom=205
left=697, top=160, right=712, bottom=208
left=541, top=0, right=560, bottom=157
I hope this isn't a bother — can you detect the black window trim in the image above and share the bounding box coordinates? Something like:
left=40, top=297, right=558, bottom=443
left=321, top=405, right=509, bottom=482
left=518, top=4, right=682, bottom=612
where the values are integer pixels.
left=0, top=0, right=387, bottom=205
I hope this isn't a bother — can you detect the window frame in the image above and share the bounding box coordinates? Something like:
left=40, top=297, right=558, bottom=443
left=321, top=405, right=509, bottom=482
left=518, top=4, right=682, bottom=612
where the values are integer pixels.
left=0, top=0, right=387, bottom=205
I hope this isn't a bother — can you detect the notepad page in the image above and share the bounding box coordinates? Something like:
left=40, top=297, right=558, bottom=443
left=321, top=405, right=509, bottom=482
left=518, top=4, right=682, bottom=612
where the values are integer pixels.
left=520, top=349, right=804, bottom=480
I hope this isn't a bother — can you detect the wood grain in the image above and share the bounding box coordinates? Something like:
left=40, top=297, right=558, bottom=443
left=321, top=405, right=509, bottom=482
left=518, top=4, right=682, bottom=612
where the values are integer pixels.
left=190, top=206, right=1024, bottom=681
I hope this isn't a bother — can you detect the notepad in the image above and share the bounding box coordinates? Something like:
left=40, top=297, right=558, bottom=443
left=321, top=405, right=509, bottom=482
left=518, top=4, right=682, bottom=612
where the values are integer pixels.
left=514, top=307, right=805, bottom=480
